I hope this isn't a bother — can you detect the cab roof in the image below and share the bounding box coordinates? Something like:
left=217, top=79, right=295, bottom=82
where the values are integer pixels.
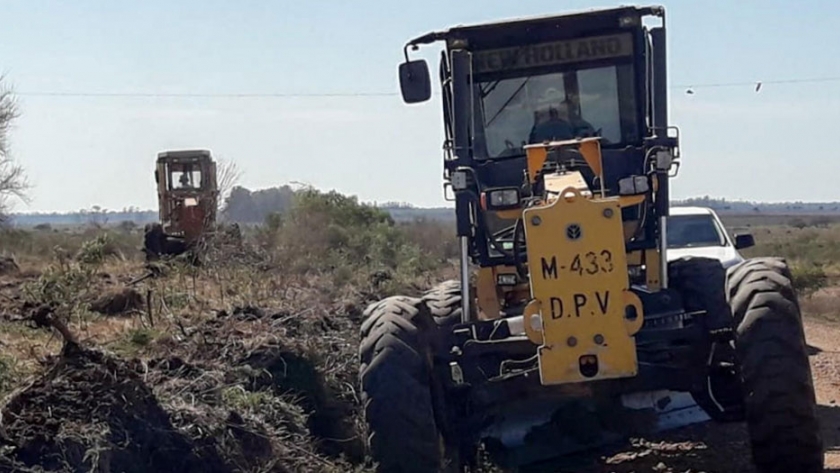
left=408, top=5, right=663, bottom=48
left=156, top=149, right=213, bottom=163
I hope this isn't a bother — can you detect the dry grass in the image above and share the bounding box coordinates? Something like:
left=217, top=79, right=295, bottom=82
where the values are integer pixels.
left=722, top=217, right=840, bottom=295
left=727, top=218, right=840, bottom=274
left=0, top=191, right=457, bottom=472
left=0, top=256, right=376, bottom=471
left=800, top=286, right=840, bottom=323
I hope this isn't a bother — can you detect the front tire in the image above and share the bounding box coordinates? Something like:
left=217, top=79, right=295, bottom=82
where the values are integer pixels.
left=359, top=296, right=460, bottom=473
left=669, top=257, right=744, bottom=422
left=727, top=257, right=823, bottom=473
left=143, top=223, right=164, bottom=261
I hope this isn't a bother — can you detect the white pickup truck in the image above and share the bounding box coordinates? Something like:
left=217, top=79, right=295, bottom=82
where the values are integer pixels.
left=666, top=206, right=755, bottom=269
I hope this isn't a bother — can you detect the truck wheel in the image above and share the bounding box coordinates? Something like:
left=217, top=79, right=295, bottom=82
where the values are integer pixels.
left=359, top=296, right=460, bottom=473
left=727, top=257, right=823, bottom=473
left=422, top=281, right=478, bottom=468
left=669, top=257, right=744, bottom=422
left=422, top=280, right=463, bottom=327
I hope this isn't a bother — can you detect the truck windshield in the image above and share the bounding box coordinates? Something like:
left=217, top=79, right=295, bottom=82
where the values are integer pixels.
left=666, top=214, right=727, bottom=249
left=473, top=64, right=639, bottom=159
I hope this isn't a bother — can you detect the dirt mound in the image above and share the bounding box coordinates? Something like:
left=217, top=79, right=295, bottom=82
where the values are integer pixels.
left=0, top=268, right=372, bottom=473
left=0, top=256, right=19, bottom=276
left=88, top=287, right=144, bottom=315
left=176, top=309, right=366, bottom=461
left=0, top=344, right=227, bottom=473
left=242, top=344, right=365, bottom=461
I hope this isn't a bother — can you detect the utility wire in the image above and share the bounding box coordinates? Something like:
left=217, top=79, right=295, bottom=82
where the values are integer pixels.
left=14, top=76, right=840, bottom=98
left=15, top=91, right=400, bottom=98
left=673, top=76, right=840, bottom=93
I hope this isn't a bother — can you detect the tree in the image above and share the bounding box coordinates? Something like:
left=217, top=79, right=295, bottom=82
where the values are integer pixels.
left=215, top=157, right=242, bottom=219
left=0, top=76, right=28, bottom=222
left=222, top=185, right=296, bottom=223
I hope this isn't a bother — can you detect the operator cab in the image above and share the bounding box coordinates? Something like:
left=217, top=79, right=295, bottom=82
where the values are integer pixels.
left=156, top=149, right=212, bottom=193
left=399, top=5, right=679, bottom=272
left=153, top=149, right=218, bottom=241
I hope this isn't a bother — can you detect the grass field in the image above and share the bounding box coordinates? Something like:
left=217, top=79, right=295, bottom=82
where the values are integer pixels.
left=722, top=215, right=839, bottom=321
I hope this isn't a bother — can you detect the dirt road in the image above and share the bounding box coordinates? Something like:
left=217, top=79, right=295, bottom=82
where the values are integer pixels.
left=803, top=318, right=840, bottom=471
left=544, top=317, right=840, bottom=473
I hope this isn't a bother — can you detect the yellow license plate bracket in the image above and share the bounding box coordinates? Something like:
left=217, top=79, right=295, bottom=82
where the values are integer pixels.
left=522, top=187, right=644, bottom=385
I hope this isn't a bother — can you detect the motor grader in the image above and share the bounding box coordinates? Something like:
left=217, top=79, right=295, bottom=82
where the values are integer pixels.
left=359, top=5, right=822, bottom=473
left=143, top=149, right=219, bottom=261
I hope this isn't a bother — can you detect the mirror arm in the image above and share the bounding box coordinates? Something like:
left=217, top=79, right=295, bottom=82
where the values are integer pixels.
left=404, top=31, right=447, bottom=63
left=407, top=31, right=445, bottom=48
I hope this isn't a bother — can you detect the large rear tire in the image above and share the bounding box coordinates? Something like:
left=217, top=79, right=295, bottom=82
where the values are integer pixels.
left=359, top=296, right=460, bottom=473
left=727, top=257, right=823, bottom=473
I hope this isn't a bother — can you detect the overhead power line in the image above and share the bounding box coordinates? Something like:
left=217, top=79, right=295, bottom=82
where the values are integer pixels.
left=15, top=76, right=840, bottom=99
left=15, top=91, right=399, bottom=98
left=673, top=76, right=840, bottom=94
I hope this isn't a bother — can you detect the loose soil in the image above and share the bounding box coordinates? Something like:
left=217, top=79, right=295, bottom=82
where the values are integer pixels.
left=1, top=264, right=838, bottom=473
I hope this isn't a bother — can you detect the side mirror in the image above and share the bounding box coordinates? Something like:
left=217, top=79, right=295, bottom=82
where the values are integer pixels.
left=734, top=233, right=755, bottom=250
left=399, top=60, right=432, bottom=104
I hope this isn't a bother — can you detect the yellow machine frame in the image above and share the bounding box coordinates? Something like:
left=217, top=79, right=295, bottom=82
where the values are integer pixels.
left=473, top=138, right=660, bottom=385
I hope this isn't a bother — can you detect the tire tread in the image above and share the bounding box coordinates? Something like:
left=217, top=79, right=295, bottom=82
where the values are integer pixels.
left=359, top=296, right=448, bottom=473
left=727, top=258, right=823, bottom=473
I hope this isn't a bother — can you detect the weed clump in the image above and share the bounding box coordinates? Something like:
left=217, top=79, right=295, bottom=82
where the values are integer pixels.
left=76, top=233, right=123, bottom=265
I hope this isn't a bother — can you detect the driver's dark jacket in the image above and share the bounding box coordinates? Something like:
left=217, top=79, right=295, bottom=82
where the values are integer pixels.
left=529, top=119, right=574, bottom=143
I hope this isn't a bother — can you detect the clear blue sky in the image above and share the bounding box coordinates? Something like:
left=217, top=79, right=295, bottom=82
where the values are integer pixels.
left=1, top=0, right=839, bottom=213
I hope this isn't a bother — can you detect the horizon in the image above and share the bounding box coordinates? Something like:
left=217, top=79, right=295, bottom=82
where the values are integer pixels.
left=7, top=187, right=840, bottom=217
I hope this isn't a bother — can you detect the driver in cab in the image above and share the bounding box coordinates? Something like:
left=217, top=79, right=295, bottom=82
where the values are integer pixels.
left=528, top=88, right=597, bottom=144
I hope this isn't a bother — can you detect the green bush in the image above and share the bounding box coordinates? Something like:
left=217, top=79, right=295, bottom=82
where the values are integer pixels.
left=18, top=236, right=124, bottom=317
left=257, top=188, right=444, bottom=292
left=21, top=264, right=96, bottom=308
left=76, top=234, right=121, bottom=266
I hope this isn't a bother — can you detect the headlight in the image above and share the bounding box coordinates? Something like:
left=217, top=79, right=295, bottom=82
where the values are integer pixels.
left=484, top=187, right=521, bottom=210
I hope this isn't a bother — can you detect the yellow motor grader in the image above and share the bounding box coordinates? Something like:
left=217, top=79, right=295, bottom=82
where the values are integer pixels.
left=359, top=5, right=822, bottom=473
